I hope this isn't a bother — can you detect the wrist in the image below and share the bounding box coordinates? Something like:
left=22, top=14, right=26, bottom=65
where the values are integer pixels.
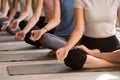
left=22, top=29, right=29, bottom=34
left=42, top=27, right=48, bottom=32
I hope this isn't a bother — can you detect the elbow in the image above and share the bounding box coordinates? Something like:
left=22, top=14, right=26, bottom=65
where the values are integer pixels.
left=56, top=18, right=60, bottom=25
left=53, top=16, right=61, bottom=25
left=32, top=15, right=40, bottom=22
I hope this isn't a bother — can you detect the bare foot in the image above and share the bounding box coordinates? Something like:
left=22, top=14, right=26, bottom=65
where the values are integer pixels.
left=89, top=49, right=101, bottom=54
left=47, top=50, right=56, bottom=57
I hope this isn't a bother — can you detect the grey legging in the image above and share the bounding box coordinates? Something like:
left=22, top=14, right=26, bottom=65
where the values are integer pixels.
left=40, top=33, right=67, bottom=50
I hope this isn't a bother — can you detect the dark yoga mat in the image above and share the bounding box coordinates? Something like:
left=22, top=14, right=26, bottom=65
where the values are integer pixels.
left=7, top=63, right=69, bottom=76
left=0, top=49, right=53, bottom=62
left=7, top=63, right=120, bottom=76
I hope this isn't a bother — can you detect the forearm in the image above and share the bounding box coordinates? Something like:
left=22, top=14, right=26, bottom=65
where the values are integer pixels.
left=66, top=27, right=84, bottom=50
left=23, top=15, right=39, bottom=32
left=0, top=0, right=7, bottom=13
left=43, top=0, right=60, bottom=31
left=23, top=0, right=43, bottom=33
left=91, top=51, right=120, bottom=63
left=118, top=8, right=120, bottom=26
left=0, top=0, right=9, bottom=17
left=65, top=8, right=85, bottom=50
left=7, top=0, right=18, bottom=21
left=7, top=7, right=17, bottom=21
left=42, top=17, right=60, bottom=32
left=17, top=0, right=32, bottom=22
left=17, top=12, right=29, bottom=22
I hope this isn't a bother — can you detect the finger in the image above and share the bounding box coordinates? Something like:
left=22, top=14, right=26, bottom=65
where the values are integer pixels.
left=56, top=51, right=61, bottom=62
left=29, top=36, right=35, bottom=41
left=30, top=31, right=35, bottom=41
left=15, top=33, right=18, bottom=40
left=60, top=50, right=68, bottom=61
left=1, top=25, right=6, bottom=31
left=56, top=51, right=59, bottom=60
left=16, top=33, right=23, bottom=40
left=15, top=33, right=20, bottom=40
left=56, top=60, right=60, bottom=63
left=11, top=22, right=17, bottom=31
left=30, top=31, right=34, bottom=37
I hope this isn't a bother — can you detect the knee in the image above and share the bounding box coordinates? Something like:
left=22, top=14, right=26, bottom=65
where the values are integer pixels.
left=64, top=49, right=87, bottom=70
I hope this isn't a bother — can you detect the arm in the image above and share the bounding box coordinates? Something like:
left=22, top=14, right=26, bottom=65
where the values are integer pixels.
left=10, top=0, right=32, bottom=31
left=75, top=45, right=101, bottom=54
left=56, top=8, right=85, bottom=62
left=15, top=0, right=43, bottom=40
left=0, top=0, right=9, bottom=18
left=118, top=8, right=120, bottom=26
left=87, top=50, right=120, bottom=63
left=65, top=8, right=85, bottom=50
left=29, top=0, right=60, bottom=41
left=1, top=0, right=18, bottom=30
left=15, top=0, right=32, bottom=22
left=7, top=0, right=18, bottom=21
left=83, top=55, right=120, bottom=69
left=41, top=0, right=60, bottom=32
left=76, top=45, right=120, bottom=63
left=22, top=0, right=43, bottom=33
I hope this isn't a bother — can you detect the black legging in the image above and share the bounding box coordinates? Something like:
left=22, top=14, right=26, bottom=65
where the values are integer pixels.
left=19, top=17, right=56, bottom=47
left=64, top=35, right=120, bottom=70
left=80, top=35, right=120, bottom=52
left=64, top=49, right=87, bottom=70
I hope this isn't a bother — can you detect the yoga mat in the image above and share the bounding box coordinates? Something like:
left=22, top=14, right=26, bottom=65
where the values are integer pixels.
left=7, top=63, right=69, bottom=76
left=0, top=49, right=54, bottom=62
left=7, top=63, right=120, bottom=76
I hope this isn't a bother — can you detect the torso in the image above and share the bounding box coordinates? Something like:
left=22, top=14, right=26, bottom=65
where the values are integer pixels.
left=75, top=0, right=120, bottom=38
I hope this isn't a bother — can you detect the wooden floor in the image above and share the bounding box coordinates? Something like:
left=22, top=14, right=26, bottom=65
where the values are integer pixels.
left=0, top=29, right=120, bottom=80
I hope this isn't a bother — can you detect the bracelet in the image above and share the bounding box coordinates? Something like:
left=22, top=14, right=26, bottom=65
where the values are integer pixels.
left=43, top=27, right=48, bottom=31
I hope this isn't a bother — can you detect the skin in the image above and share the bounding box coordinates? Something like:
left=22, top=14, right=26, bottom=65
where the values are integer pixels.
left=75, top=45, right=120, bottom=68
left=15, top=0, right=60, bottom=41
left=0, top=0, right=9, bottom=18
left=76, top=45, right=120, bottom=63
left=1, top=0, right=18, bottom=31
left=83, top=54, right=120, bottom=69
left=56, top=3, right=120, bottom=63
left=118, top=8, right=120, bottom=26
left=10, top=0, right=32, bottom=31
left=15, top=0, right=44, bottom=40
left=56, top=8, right=85, bottom=62
left=1, top=0, right=32, bottom=31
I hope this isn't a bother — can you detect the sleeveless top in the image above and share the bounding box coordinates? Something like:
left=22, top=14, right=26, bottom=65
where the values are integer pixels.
left=54, top=0, right=75, bottom=40
left=74, top=0, right=120, bottom=38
